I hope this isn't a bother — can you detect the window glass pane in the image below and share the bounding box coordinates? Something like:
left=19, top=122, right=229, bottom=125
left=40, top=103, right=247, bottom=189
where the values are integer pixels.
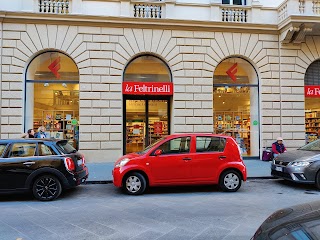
left=213, top=58, right=258, bottom=85
left=57, top=140, right=76, bottom=154
left=27, top=52, right=79, bottom=81
left=0, top=144, right=7, bottom=156
left=158, top=137, right=190, bottom=154
left=196, top=137, right=226, bottom=152
left=124, top=55, right=171, bottom=82
left=10, top=143, right=36, bottom=157
left=213, top=57, right=259, bottom=157
left=39, top=144, right=56, bottom=156
left=305, top=60, right=320, bottom=86
left=233, top=0, right=243, bottom=5
left=222, top=0, right=230, bottom=4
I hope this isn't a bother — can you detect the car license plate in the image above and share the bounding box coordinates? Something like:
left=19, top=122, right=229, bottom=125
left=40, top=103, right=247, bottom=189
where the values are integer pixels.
left=275, top=166, right=282, bottom=172
left=77, top=160, right=82, bottom=166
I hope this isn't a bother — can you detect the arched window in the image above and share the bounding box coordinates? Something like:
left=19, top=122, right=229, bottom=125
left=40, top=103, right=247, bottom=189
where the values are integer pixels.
left=124, top=55, right=171, bottom=82
left=213, top=57, right=259, bottom=157
left=123, top=55, right=172, bottom=154
left=304, top=59, right=320, bottom=143
left=25, top=51, right=79, bottom=148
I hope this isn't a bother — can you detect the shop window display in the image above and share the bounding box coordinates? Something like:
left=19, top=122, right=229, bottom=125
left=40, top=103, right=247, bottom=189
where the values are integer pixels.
left=305, top=60, right=320, bottom=143
left=25, top=52, right=79, bottom=149
left=213, top=58, right=259, bottom=157
left=123, top=55, right=172, bottom=154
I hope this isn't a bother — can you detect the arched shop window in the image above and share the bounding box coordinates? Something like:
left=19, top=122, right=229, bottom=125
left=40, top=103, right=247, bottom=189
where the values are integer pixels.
left=213, top=57, right=259, bottom=157
left=305, top=59, right=320, bottom=143
left=25, top=51, right=79, bottom=149
left=123, top=55, right=173, bottom=154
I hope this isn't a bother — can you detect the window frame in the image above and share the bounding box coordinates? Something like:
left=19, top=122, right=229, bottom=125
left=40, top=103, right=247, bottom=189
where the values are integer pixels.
left=222, top=0, right=246, bottom=5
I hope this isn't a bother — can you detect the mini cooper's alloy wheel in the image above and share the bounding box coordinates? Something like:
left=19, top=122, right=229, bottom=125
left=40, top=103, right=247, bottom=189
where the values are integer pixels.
left=123, top=172, right=146, bottom=195
left=32, top=175, right=62, bottom=201
left=219, top=170, right=242, bottom=192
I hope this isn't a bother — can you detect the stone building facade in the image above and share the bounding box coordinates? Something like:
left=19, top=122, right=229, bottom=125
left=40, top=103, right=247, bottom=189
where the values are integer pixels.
left=0, top=0, right=320, bottom=162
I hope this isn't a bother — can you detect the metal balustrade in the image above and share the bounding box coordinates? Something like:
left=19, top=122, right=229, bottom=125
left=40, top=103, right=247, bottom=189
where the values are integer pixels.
left=221, top=8, right=248, bottom=22
left=134, top=4, right=162, bottom=18
left=38, top=0, right=70, bottom=14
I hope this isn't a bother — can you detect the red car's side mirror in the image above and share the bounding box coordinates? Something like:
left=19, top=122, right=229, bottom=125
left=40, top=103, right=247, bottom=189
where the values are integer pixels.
left=154, top=149, right=163, bottom=156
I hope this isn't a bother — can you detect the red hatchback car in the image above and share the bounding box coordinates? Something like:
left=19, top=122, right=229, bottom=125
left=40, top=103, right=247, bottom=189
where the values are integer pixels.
left=113, top=133, right=247, bottom=195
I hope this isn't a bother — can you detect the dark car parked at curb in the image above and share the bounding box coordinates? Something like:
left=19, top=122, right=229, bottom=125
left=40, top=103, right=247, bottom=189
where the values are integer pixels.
left=251, top=200, right=320, bottom=240
left=0, top=138, right=88, bottom=201
left=271, top=139, right=320, bottom=189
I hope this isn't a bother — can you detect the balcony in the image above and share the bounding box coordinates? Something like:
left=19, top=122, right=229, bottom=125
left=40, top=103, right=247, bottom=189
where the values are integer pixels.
left=278, top=0, right=320, bottom=23
left=1, top=0, right=320, bottom=27
left=133, top=2, right=164, bottom=18
left=38, top=0, right=71, bottom=14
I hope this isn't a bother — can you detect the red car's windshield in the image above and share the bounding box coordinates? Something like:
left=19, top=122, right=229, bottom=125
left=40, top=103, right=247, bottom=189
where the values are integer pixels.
left=137, top=138, right=165, bottom=155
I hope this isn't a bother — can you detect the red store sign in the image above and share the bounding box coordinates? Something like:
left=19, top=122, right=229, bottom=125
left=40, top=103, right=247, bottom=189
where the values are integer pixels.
left=153, top=122, right=163, bottom=134
left=122, top=82, right=173, bottom=95
left=305, top=86, right=320, bottom=98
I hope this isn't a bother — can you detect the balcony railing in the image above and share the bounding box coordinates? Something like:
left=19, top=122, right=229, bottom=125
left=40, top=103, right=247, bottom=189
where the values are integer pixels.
left=278, top=0, right=320, bottom=22
left=221, top=7, right=248, bottom=23
left=38, top=0, right=70, bottom=14
left=133, top=4, right=162, bottom=18
left=278, top=2, right=288, bottom=22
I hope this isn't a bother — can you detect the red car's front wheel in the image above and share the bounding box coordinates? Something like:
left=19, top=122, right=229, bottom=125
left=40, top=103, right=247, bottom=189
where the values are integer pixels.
left=122, top=172, right=146, bottom=195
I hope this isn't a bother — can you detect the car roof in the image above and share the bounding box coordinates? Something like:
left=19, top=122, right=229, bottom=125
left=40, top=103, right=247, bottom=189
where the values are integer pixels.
left=165, top=133, right=232, bottom=138
left=0, top=138, right=65, bottom=143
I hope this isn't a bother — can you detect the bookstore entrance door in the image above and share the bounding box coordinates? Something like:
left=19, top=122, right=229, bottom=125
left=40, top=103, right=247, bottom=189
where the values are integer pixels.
left=124, top=98, right=170, bottom=154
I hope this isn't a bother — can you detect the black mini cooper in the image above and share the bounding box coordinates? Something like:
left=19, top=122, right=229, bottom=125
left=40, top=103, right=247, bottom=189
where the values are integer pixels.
left=0, top=139, right=88, bottom=201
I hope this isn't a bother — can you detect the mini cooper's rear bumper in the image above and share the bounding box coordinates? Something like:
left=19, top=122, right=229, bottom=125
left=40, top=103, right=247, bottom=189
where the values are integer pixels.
left=65, top=166, right=89, bottom=188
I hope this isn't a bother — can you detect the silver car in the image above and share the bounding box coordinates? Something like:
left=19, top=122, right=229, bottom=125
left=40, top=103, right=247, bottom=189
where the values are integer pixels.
left=271, top=139, right=320, bottom=189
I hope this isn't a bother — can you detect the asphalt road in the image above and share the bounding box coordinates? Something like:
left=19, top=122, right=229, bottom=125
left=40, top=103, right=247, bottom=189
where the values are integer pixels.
left=0, top=179, right=319, bottom=240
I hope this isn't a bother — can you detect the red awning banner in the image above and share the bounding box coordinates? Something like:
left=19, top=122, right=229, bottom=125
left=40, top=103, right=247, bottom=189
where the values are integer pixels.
left=305, top=86, right=320, bottom=98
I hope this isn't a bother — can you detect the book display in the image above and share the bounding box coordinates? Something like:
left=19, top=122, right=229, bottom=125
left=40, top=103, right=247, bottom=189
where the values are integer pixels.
left=148, top=117, right=168, bottom=144
left=126, top=117, right=168, bottom=153
left=214, top=111, right=250, bottom=155
left=33, top=110, right=79, bottom=147
left=305, top=111, right=320, bottom=143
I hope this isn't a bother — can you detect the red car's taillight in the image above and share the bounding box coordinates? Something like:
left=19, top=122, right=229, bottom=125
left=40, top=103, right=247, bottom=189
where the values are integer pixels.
left=64, top=157, right=75, bottom=171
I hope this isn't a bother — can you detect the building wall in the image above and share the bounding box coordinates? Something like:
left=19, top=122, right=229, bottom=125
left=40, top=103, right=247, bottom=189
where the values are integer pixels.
left=0, top=22, right=317, bottom=162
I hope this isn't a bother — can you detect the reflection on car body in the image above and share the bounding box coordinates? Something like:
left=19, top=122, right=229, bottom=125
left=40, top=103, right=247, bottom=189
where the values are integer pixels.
left=252, top=200, right=320, bottom=240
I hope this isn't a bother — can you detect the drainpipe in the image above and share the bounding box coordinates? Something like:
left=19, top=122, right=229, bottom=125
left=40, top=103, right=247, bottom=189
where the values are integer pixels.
left=0, top=19, right=3, bottom=137
left=278, top=34, right=282, bottom=137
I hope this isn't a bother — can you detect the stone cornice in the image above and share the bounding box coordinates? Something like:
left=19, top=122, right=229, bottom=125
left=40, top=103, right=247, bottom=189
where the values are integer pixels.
left=279, top=15, right=320, bottom=31
left=0, top=11, right=279, bottom=34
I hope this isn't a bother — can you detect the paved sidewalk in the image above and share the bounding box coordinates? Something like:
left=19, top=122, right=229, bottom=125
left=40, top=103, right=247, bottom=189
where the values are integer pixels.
left=86, top=159, right=272, bottom=182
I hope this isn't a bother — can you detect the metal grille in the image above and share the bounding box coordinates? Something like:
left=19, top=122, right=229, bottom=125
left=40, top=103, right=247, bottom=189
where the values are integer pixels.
left=274, top=160, right=289, bottom=166
left=305, top=60, right=320, bottom=85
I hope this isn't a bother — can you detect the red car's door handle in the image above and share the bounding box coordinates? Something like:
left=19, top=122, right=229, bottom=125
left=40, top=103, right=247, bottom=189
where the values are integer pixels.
left=219, top=156, right=227, bottom=159
left=183, top=158, right=192, bottom=161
